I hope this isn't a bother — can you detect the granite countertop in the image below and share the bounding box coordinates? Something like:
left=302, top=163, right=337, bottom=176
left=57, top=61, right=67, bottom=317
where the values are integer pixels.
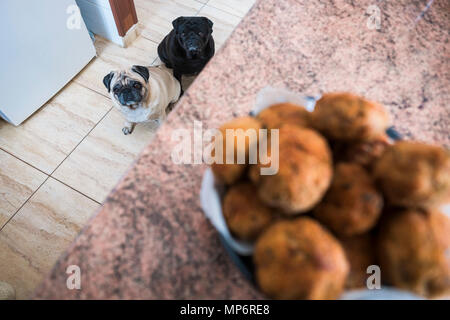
left=36, top=0, right=449, bottom=299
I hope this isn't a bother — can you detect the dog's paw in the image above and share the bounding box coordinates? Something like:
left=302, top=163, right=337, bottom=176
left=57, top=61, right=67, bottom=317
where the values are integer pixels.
left=122, top=127, right=133, bottom=135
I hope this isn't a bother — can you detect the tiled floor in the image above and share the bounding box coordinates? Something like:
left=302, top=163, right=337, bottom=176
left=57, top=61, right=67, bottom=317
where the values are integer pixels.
left=0, top=0, right=255, bottom=299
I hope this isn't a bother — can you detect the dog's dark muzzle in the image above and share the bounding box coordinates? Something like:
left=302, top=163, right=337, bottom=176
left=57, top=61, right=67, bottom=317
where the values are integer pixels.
left=185, top=39, right=203, bottom=59
left=118, top=87, right=142, bottom=106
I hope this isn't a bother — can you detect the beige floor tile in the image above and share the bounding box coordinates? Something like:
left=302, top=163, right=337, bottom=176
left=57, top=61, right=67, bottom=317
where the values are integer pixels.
left=0, top=82, right=111, bottom=174
left=207, top=0, right=256, bottom=18
left=181, top=75, right=198, bottom=91
left=198, top=5, right=242, bottom=49
left=0, top=177, right=98, bottom=299
left=135, top=0, right=203, bottom=44
left=74, top=36, right=159, bottom=96
left=151, top=56, right=163, bottom=66
left=53, top=108, right=157, bottom=203
left=0, top=150, right=47, bottom=228
left=0, top=239, right=42, bottom=300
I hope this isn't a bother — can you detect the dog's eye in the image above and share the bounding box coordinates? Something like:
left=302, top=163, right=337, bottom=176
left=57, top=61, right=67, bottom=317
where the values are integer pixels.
left=113, top=86, right=120, bottom=93
left=133, top=83, right=142, bottom=89
left=199, top=32, right=204, bottom=37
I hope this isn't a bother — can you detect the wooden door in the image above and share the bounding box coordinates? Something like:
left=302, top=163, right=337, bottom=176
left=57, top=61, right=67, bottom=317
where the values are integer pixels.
left=109, top=0, right=138, bottom=37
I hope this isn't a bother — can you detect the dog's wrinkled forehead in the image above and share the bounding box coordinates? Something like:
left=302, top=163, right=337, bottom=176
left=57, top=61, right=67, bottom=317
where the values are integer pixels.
left=114, top=71, right=136, bottom=85
left=113, top=68, right=147, bottom=86
left=174, top=16, right=213, bottom=34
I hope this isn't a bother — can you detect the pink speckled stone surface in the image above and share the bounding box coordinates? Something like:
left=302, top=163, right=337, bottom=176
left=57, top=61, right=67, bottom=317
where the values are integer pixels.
left=36, top=0, right=449, bottom=299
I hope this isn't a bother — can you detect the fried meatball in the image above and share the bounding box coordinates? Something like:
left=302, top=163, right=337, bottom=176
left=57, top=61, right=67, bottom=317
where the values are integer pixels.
left=210, top=116, right=262, bottom=185
left=338, top=134, right=390, bottom=170
left=249, top=126, right=332, bottom=214
left=312, top=92, right=390, bottom=141
left=313, top=163, right=383, bottom=236
left=373, top=141, right=450, bottom=208
left=340, top=234, right=377, bottom=289
left=257, top=102, right=311, bottom=130
left=222, top=183, right=274, bottom=241
left=276, top=125, right=332, bottom=163
left=377, top=208, right=450, bottom=298
left=254, top=218, right=349, bottom=300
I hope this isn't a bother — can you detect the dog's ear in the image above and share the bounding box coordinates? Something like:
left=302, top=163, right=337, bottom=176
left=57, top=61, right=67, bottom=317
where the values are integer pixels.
left=103, top=72, right=115, bottom=92
left=203, top=17, right=213, bottom=30
left=131, top=65, right=150, bottom=83
left=172, top=17, right=186, bottom=31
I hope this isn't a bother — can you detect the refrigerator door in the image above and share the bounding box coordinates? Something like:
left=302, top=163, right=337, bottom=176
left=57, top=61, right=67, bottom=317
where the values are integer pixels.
left=0, top=0, right=96, bottom=125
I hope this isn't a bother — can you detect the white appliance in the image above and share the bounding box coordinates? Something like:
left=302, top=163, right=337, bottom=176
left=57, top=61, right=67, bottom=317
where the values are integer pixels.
left=0, top=0, right=96, bottom=125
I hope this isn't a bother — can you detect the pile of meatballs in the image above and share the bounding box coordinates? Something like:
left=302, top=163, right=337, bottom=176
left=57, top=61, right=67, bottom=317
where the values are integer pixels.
left=209, top=92, right=450, bottom=300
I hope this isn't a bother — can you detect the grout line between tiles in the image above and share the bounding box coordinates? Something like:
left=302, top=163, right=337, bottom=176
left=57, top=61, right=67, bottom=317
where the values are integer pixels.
left=0, top=147, right=49, bottom=177
left=1, top=100, right=114, bottom=183
left=198, top=2, right=246, bottom=19
left=49, top=177, right=102, bottom=205
left=0, top=103, right=115, bottom=225
left=140, top=35, right=160, bottom=46
left=0, top=147, right=102, bottom=232
left=76, top=81, right=110, bottom=99
left=196, top=1, right=208, bottom=14
left=0, top=108, right=109, bottom=228
left=141, top=37, right=160, bottom=46
left=43, top=103, right=115, bottom=203
left=137, top=1, right=212, bottom=46
left=138, top=33, right=165, bottom=47
left=0, top=174, right=101, bottom=232
left=48, top=105, right=114, bottom=178
left=0, top=175, right=49, bottom=232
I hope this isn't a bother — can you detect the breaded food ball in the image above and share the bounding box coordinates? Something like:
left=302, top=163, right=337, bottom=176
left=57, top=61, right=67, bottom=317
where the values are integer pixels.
left=222, top=182, right=274, bottom=241
left=339, top=134, right=390, bottom=170
left=249, top=126, right=332, bottom=214
left=312, top=92, right=390, bottom=140
left=254, top=218, right=349, bottom=300
left=377, top=208, right=450, bottom=298
left=313, top=163, right=383, bottom=236
left=257, top=102, right=311, bottom=130
left=211, top=116, right=262, bottom=185
left=276, top=125, right=332, bottom=163
left=340, top=234, right=376, bottom=289
left=373, top=141, right=450, bottom=208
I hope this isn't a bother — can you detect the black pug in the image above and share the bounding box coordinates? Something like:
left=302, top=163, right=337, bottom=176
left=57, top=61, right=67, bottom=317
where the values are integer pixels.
left=158, top=16, right=215, bottom=82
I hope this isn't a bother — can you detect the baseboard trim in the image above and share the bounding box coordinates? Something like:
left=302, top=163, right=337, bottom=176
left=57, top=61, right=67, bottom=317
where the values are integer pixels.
left=118, top=23, right=139, bottom=48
